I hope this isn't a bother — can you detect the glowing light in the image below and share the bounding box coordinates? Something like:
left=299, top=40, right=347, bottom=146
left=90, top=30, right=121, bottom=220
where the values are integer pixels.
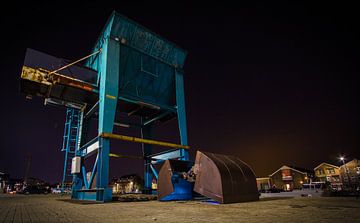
left=285, top=184, right=291, bottom=191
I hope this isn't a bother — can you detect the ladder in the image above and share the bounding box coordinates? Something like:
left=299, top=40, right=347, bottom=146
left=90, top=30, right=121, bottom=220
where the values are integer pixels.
left=61, top=108, right=80, bottom=192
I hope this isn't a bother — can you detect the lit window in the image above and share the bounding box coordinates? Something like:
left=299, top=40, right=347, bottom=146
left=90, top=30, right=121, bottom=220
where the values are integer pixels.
left=285, top=184, right=291, bottom=191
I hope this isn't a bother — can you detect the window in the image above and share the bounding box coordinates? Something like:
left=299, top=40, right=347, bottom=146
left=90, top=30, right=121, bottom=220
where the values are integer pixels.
left=327, top=168, right=335, bottom=174
left=318, top=169, right=324, bottom=175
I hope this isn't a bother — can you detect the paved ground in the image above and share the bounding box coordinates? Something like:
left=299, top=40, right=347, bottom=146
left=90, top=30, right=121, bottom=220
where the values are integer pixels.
left=0, top=193, right=360, bottom=223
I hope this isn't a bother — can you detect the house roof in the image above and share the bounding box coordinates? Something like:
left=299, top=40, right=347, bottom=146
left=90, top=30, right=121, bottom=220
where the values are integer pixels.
left=269, top=165, right=307, bottom=176
left=340, top=158, right=359, bottom=168
left=314, top=162, right=339, bottom=170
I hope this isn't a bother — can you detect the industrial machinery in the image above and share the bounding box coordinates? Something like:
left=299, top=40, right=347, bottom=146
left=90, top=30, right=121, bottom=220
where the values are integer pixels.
left=20, top=11, right=259, bottom=203
left=157, top=151, right=259, bottom=203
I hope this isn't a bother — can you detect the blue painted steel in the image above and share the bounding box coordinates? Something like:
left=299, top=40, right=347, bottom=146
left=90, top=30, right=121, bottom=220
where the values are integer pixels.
left=80, top=154, right=98, bottom=190
left=141, top=120, right=153, bottom=193
left=86, top=12, right=187, bottom=109
left=88, top=154, right=98, bottom=188
left=95, top=35, right=120, bottom=202
left=159, top=173, right=193, bottom=201
left=149, top=164, right=158, bottom=180
left=81, top=166, right=89, bottom=189
left=61, top=108, right=80, bottom=192
left=71, top=110, right=84, bottom=200
left=143, top=111, right=171, bottom=126
left=151, top=149, right=183, bottom=164
left=110, top=13, right=187, bottom=68
left=70, top=11, right=189, bottom=202
left=175, top=69, right=189, bottom=161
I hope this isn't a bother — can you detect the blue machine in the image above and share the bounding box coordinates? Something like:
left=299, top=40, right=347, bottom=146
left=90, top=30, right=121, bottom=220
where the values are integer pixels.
left=20, top=11, right=190, bottom=202
left=157, top=159, right=194, bottom=201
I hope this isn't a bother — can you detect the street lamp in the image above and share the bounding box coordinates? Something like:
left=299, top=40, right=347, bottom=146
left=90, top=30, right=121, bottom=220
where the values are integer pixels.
left=340, top=156, right=345, bottom=164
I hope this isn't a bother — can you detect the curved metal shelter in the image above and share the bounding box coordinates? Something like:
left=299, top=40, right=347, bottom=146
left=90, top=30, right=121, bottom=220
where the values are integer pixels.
left=193, top=151, right=259, bottom=203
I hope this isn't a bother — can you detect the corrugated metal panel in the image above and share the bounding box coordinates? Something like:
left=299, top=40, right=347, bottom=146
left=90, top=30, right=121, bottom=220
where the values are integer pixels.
left=193, top=151, right=259, bottom=203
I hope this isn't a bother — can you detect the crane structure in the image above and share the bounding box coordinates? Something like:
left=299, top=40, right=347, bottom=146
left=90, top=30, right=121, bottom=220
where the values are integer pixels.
left=20, top=11, right=189, bottom=202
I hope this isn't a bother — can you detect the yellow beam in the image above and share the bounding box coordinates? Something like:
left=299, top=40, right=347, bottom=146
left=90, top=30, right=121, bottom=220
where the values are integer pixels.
left=100, top=133, right=190, bottom=149
left=109, top=153, right=143, bottom=160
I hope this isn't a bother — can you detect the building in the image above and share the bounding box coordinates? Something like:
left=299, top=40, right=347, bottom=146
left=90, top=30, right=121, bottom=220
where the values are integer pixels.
left=112, top=174, right=143, bottom=194
left=339, top=159, right=360, bottom=189
left=269, top=165, right=312, bottom=191
left=0, top=171, right=9, bottom=193
left=256, top=177, right=271, bottom=191
left=313, top=162, right=341, bottom=189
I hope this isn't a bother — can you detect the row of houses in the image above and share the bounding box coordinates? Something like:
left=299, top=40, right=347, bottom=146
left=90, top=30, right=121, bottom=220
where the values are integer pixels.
left=256, top=159, right=360, bottom=192
left=1, top=171, right=52, bottom=193
left=111, top=174, right=144, bottom=194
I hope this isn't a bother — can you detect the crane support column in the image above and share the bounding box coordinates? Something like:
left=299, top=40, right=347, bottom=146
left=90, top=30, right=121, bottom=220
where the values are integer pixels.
left=175, top=68, right=189, bottom=161
left=141, top=121, right=153, bottom=194
left=97, top=36, right=120, bottom=201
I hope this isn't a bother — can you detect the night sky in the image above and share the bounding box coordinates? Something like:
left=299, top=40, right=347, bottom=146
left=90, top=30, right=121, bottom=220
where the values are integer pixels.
left=1, top=2, right=359, bottom=183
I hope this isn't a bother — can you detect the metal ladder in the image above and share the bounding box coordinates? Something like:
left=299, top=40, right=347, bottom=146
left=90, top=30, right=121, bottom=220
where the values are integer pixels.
left=61, top=108, right=80, bottom=192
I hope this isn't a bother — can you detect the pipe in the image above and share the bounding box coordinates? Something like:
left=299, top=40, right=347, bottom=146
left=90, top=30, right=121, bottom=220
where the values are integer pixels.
left=48, top=49, right=102, bottom=75
left=100, top=133, right=190, bottom=149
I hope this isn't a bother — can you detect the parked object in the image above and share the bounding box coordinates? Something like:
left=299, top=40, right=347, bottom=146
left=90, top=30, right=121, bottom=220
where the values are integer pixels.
left=52, top=188, right=62, bottom=194
left=20, top=185, right=51, bottom=195
left=157, top=151, right=259, bottom=204
left=158, top=160, right=193, bottom=201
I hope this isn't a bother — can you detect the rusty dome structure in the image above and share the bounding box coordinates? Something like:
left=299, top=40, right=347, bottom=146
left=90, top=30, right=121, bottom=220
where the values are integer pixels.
left=157, top=151, right=259, bottom=204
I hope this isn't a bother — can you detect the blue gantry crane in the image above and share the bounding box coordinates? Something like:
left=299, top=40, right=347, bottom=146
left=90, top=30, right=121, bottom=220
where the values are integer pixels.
left=20, top=11, right=259, bottom=203
left=20, top=11, right=189, bottom=202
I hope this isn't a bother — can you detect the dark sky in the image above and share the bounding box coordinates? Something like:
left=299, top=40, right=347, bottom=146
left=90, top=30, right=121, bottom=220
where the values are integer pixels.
left=1, top=2, right=359, bottom=183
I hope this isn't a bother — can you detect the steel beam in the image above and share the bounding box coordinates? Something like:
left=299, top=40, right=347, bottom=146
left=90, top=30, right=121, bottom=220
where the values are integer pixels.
left=100, top=133, right=190, bottom=149
left=141, top=121, right=153, bottom=193
left=175, top=68, right=189, bottom=161
left=109, top=153, right=143, bottom=160
left=96, top=34, right=120, bottom=202
left=84, top=101, right=99, bottom=119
